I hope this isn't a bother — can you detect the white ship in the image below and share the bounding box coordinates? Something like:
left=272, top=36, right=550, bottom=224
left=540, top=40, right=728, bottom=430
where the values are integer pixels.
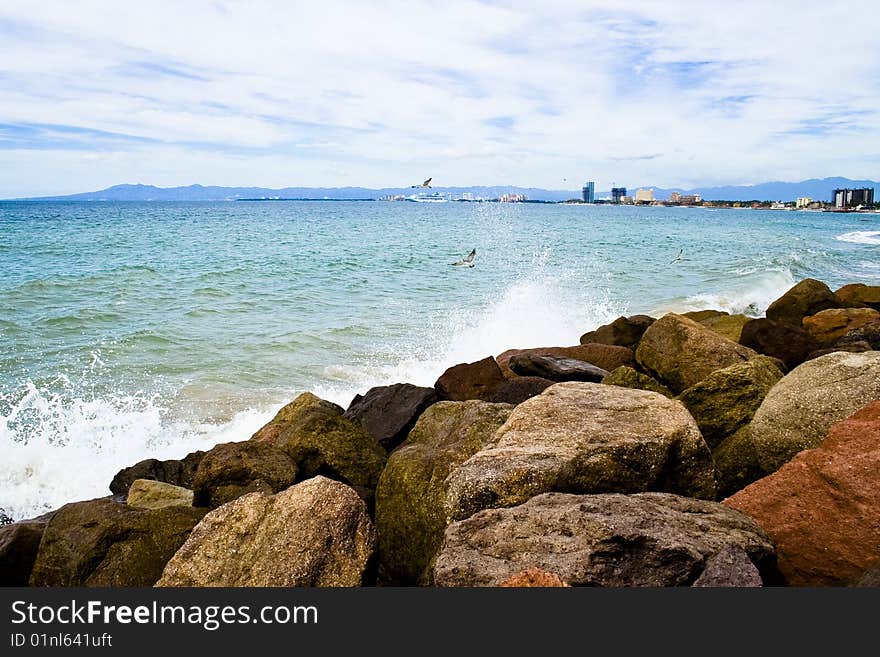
left=406, top=191, right=449, bottom=203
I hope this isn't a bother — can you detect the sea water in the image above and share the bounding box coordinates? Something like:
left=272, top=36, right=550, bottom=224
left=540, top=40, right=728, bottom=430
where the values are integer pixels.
left=1, top=200, right=878, bottom=519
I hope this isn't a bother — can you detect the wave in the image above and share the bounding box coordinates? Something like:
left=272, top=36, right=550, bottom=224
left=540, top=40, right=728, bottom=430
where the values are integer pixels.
left=651, top=268, right=795, bottom=317
left=836, top=231, right=880, bottom=245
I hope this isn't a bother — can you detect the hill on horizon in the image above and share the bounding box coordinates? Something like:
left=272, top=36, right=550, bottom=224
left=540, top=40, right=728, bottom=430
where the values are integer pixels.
left=7, top=177, right=878, bottom=203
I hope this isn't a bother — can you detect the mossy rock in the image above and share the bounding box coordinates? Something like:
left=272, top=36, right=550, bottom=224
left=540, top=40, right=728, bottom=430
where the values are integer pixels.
left=602, top=366, right=673, bottom=398
left=713, top=426, right=767, bottom=499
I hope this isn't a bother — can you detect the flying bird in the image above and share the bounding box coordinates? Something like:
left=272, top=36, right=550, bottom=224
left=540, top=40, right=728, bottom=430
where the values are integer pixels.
left=451, top=248, right=476, bottom=268
left=671, top=248, right=685, bottom=263
left=412, top=177, right=432, bottom=188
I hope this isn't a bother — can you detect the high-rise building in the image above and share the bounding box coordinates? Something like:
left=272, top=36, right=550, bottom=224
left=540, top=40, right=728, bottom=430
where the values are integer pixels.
left=582, top=181, right=595, bottom=203
left=833, top=188, right=874, bottom=208
left=635, top=188, right=654, bottom=204
left=611, top=187, right=627, bottom=204
left=795, top=197, right=812, bottom=209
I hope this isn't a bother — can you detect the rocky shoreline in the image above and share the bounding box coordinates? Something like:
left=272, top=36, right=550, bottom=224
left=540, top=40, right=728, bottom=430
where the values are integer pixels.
left=2, top=278, right=879, bottom=587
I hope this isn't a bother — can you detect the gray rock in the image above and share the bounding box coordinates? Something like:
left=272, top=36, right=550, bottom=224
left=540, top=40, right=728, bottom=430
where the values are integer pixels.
left=692, top=545, right=763, bottom=586
left=110, top=451, right=205, bottom=497
left=343, top=383, right=438, bottom=450
left=508, top=353, right=609, bottom=382
left=126, top=479, right=194, bottom=510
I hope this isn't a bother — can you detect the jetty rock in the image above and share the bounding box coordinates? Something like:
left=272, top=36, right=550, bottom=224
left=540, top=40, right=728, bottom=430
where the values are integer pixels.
left=344, top=383, right=438, bottom=451
left=126, top=479, right=194, bottom=510
left=508, top=353, right=608, bottom=382
left=739, top=317, right=818, bottom=370
left=579, top=314, right=655, bottom=349
left=109, top=450, right=205, bottom=497
left=802, top=307, right=880, bottom=348
left=602, top=365, right=673, bottom=397
left=765, top=278, right=843, bottom=326
left=834, top=283, right=880, bottom=310
left=497, top=344, right=634, bottom=377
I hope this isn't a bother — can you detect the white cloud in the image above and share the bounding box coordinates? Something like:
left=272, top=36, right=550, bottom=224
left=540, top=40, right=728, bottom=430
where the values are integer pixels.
left=1, top=0, right=878, bottom=196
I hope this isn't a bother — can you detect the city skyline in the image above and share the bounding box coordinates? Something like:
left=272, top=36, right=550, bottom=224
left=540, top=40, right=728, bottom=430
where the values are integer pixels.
left=1, top=1, right=879, bottom=198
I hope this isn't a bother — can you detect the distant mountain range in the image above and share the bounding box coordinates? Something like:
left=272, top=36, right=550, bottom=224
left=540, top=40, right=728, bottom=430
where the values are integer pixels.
left=8, top=177, right=878, bottom=203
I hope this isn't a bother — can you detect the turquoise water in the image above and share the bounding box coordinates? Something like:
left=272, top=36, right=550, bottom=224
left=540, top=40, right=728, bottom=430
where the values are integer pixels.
left=2, top=200, right=879, bottom=518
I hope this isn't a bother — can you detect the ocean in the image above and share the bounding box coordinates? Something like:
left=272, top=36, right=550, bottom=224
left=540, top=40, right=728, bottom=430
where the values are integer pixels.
left=1, top=200, right=878, bottom=520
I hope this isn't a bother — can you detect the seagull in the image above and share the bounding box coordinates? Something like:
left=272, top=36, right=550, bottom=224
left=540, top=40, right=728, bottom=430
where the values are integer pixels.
left=412, top=177, right=432, bottom=188
left=451, top=248, right=476, bottom=267
left=671, top=248, right=685, bottom=263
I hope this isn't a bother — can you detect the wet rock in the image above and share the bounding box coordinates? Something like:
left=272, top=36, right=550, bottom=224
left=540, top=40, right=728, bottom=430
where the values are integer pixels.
left=835, top=283, right=880, bottom=310
left=375, top=401, right=512, bottom=585
left=835, top=320, right=880, bottom=350
left=110, top=451, right=205, bottom=497
left=126, top=479, right=194, bottom=510
left=682, top=309, right=729, bottom=322
left=698, top=314, right=750, bottom=343
left=433, top=492, right=776, bottom=587
left=712, top=426, right=766, bottom=500
left=602, top=366, right=673, bottom=397
left=726, top=401, right=880, bottom=586
left=0, top=519, right=49, bottom=586
left=807, top=342, right=873, bottom=360
left=445, top=383, right=716, bottom=522
left=434, top=357, right=506, bottom=401
left=497, top=344, right=634, bottom=378
left=29, top=498, right=206, bottom=586
left=192, top=441, right=298, bottom=508
left=484, top=376, right=554, bottom=405
left=676, top=356, right=783, bottom=448
left=802, top=308, right=880, bottom=348
left=635, top=313, right=757, bottom=394
left=739, top=317, right=819, bottom=371
left=765, top=278, right=842, bottom=326
left=748, top=351, right=880, bottom=474
left=157, top=477, right=375, bottom=587
left=579, top=315, right=655, bottom=348
left=692, top=545, right=763, bottom=587
left=343, top=383, right=438, bottom=451
left=508, top=354, right=609, bottom=382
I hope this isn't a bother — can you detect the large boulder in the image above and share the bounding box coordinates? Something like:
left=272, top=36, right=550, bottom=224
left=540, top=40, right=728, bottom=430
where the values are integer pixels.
left=765, top=278, right=842, bottom=326
left=508, top=354, right=608, bottom=382
left=375, top=401, right=512, bottom=585
left=635, top=313, right=757, bottom=394
left=109, top=451, right=205, bottom=497
left=579, top=315, right=655, bottom=348
left=698, top=314, right=750, bottom=343
left=802, top=308, right=880, bottom=347
left=748, top=351, right=880, bottom=473
left=157, top=477, right=375, bottom=587
left=602, top=366, right=673, bottom=397
left=676, top=356, right=784, bottom=448
left=444, top=383, right=716, bottom=522
left=432, top=492, right=776, bottom=587
left=251, top=392, right=386, bottom=492
left=343, top=383, right=438, bottom=450
left=725, top=402, right=880, bottom=586
left=193, top=441, right=297, bottom=508
left=126, top=479, right=194, bottom=510
left=738, top=318, right=819, bottom=370
left=835, top=283, right=880, bottom=310
left=835, top=320, right=880, bottom=350
left=29, top=499, right=206, bottom=586
left=434, top=357, right=506, bottom=401
left=484, top=376, right=554, bottom=405
left=497, top=344, right=634, bottom=378
left=712, top=426, right=766, bottom=499
left=0, top=518, right=50, bottom=586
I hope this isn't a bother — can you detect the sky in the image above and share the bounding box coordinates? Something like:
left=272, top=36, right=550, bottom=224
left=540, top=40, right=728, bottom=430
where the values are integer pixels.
left=1, top=0, right=879, bottom=197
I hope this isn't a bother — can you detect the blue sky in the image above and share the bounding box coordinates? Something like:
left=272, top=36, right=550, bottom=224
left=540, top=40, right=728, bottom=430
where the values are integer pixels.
left=0, top=1, right=878, bottom=197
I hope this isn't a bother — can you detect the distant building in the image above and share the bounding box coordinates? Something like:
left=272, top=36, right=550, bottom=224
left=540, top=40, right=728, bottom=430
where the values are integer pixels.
left=611, top=187, right=627, bottom=204
left=620, top=196, right=634, bottom=205
left=635, top=188, right=654, bottom=204
left=582, top=181, right=595, bottom=203
left=833, top=188, right=874, bottom=208
left=669, top=191, right=681, bottom=203
left=795, top=197, right=812, bottom=209
left=499, top=193, right=527, bottom=203
left=678, top=194, right=702, bottom=205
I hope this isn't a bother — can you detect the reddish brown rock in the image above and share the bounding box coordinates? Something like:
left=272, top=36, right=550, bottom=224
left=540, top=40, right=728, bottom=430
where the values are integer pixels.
left=434, top=357, right=506, bottom=401
left=802, top=308, right=880, bottom=348
left=738, top=317, right=819, bottom=371
left=579, top=315, right=655, bottom=348
left=485, top=376, right=554, bottom=405
left=835, top=283, right=880, bottom=310
left=725, top=401, right=880, bottom=586
left=498, top=568, right=570, bottom=587
left=765, top=278, right=841, bottom=326
left=496, top=344, right=634, bottom=378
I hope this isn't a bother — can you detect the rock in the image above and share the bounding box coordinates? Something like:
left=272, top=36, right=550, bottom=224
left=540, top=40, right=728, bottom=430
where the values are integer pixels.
left=508, top=354, right=609, bottom=382
left=748, top=351, right=880, bottom=473
left=445, top=383, right=716, bottom=522
left=433, top=492, right=776, bottom=587
left=682, top=309, right=729, bottom=322
left=29, top=498, right=206, bottom=586
left=635, top=313, right=757, bottom=394
left=835, top=283, right=880, bottom=310
left=765, top=278, right=841, bottom=326
left=484, top=376, right=554, bottom=405
left=251, top=392, right=386, bottom=492
left=802, top=308, right=880, bottom=347
left=193, top=440, right=298, bottom=508
left=725, top=402, right=880, bottom=586
left=0, top=519, right=49, bottom=586
left=807, top=342, right=873, bottom=360
left=0, top=511, right=12, bottom=526
left=375, top=401, right=512, bottom=585
left=713, top=426, right=766, bottom=499
left=856, top=563, right=880, bottom=587
left=579, top=315, right=655, bottom=348
left=692, top=545, right=763, bottom=587
left=496, top=344, right=634, bottom=378
left=109, top=451, right=205, bottom=497
left=739, top=317, right=819, bottom=370
left=434, top=357, right=506, bottom=401
left=602, top=366, right=673, bottom=397
left=343, top=383, right=438, bottom=450
left=157, top=477, right=375, bottom=587
left=835, top=320, right=880, bottom=350
left=676, top=356, right=783, bottom=448
left=698, top=314, right=750, bottom=342
left=126, top=479, right=194, bottom=510
left=498, top=568, right=570, bottom=587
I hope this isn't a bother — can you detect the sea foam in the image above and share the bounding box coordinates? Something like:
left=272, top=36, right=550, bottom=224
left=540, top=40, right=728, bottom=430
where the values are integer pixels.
left=836, top=231, right=880, bottom=245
